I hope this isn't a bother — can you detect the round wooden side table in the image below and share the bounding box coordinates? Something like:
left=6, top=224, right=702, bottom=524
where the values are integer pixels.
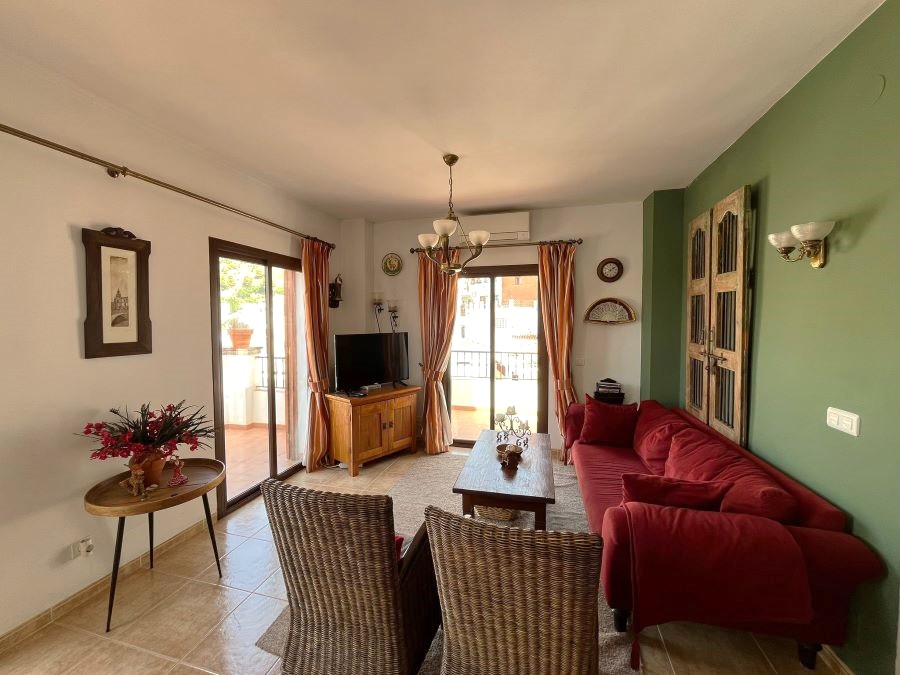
left=84, top=457, right=225, bottom=632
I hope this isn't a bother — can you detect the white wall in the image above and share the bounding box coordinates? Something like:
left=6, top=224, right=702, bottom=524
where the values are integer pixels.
left=366, top=202, right=643, bottom=448
left=0, top=48, right=337, bottom=634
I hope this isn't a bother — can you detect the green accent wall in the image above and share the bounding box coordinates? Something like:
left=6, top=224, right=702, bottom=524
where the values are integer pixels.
left=641, top=189, right=684, bottom=406
left=681, top=1, right=899, bottom=671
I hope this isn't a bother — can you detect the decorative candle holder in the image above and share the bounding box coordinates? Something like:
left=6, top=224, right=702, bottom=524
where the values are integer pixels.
left=495, top=406, right=531, bottom=448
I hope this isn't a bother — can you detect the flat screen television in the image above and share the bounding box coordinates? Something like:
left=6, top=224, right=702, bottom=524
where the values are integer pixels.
left=334, top=332, right=409, bottom=392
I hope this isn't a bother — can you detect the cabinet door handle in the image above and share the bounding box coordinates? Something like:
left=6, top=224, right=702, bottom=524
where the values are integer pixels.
left=389, top=421, right=394, bottom=428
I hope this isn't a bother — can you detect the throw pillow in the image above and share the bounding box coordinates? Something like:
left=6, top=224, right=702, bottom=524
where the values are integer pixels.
left=579, top=396, right=638, bottom=447
left=621, top=473, right=733, bottom=510
left=666, top=428, right=799, bottom=523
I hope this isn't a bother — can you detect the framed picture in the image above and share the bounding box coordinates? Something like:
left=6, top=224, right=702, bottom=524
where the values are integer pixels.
left=82, top=227, right=152, bottom=358
left=381, top=252, right=403, bottom=276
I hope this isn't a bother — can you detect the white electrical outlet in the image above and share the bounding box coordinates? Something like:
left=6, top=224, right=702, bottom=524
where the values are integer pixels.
left=826, top=407, right=860, bottom=437
left=70, top=536, right=94, bottom=559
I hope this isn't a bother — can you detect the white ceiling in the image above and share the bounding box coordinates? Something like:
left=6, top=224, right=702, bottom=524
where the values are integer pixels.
left=0, top=1, right=883, bottom=220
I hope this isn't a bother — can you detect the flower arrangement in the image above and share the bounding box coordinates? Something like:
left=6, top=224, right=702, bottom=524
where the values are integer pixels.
left=80, top=401, right=215, bottom=462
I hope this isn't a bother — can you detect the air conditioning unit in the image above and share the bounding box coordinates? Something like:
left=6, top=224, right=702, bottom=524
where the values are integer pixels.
left=455, top=211, right=530, bottom=244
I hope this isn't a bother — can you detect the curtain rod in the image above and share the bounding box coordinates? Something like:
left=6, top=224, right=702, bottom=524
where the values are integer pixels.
left=0, top=121, right=336, bottom=249
left=409, top=238, right=582, bottom=254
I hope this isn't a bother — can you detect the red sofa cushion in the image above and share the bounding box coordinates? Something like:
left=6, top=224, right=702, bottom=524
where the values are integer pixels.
left=564, top=402, right=585, bottom=449
left=571, top=441, right=649, bottom=533
left=666, top=428, right=799, bottom=523
left=622, top=473, right=732, bottom=510
left=579, top=396, right=638, bottom=447
left=632, top=400, right=692, bottom=474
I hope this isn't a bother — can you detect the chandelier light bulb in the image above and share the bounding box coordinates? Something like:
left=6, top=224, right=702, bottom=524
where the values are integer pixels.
left=433, top=218, right=458, bottom=237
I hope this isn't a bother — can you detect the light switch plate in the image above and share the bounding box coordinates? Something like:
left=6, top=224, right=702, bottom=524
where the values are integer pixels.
left=826, top=407, right=860, bottom=437
left=574, top=356, right=585, bottom=366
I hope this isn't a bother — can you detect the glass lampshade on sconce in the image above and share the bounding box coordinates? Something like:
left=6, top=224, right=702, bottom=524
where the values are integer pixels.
left=767, top=221, right=834, bottom=268
left=417, top=154, right=491, bottom=275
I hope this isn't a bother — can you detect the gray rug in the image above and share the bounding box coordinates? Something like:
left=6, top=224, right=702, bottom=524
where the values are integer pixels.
left=257, top=452, right=633, bottom=674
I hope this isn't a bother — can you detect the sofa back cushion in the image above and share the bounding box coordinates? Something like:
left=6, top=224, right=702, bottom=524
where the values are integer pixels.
left=621, top=473, right=733, bottom=511
left=666, top=428, right=800, bottom=523
left=633, top=401, right=692, bottom=474
left=564, top=403, right=585, bottom=449
left=579, top=397, right=638, bottom=447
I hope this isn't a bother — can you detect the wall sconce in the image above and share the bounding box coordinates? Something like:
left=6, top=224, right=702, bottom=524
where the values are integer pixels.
left=328, top=274, right=343, bottom=308
left=387, top=299, right=399, bottom=333
left=767, top=221, right=834, bottom=269
left=372, top=292, right=385, bottom=331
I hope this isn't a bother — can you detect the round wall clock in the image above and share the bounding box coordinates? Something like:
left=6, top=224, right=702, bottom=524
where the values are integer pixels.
left=597, top=258, right=623, bottom=282
left=381, top=252, right=403, bottom=276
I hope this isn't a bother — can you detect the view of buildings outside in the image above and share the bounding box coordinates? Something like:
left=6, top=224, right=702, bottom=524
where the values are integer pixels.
left=449, top=274, right=540, bottom=441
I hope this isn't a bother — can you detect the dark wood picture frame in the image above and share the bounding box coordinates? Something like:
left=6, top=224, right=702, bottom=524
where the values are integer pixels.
left=82, top=227, right=152, bottom=358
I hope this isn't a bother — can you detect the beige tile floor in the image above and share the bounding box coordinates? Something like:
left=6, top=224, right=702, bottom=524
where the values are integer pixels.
left=0, top=449, right=840, bottom=674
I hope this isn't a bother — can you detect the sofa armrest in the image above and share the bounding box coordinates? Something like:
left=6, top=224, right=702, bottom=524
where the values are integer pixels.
left=600, top=504, right=885, bottom=642
left=398, top=522, right=441, bottom=673
left=564, top=402, right=585, bottom=449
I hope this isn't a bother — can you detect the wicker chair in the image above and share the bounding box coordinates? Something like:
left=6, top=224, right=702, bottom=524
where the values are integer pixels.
left=424, top=505, right=603, bottom=675
left=261, top=479, right=441, bottom=675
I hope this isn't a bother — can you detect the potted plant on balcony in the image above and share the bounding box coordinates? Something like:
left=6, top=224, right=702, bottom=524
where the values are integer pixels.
left=227, top=318, right=254, bottom=350
left=79, top=401, right=215, bottom=488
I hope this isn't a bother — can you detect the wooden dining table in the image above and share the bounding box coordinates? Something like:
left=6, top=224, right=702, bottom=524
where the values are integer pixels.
left=83, top=458, right=225, bottom=632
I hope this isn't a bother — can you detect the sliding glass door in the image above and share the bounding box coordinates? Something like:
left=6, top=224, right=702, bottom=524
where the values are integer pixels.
left=209, top=239, right=307, bottom=514
left=446, top=265, right=548, bottom=444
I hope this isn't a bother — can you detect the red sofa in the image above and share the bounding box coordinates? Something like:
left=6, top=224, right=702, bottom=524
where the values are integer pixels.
left=565, top=399, right=883, bottom=670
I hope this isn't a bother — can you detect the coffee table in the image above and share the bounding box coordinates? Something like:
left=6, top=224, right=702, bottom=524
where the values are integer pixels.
left=452, top=430, right=555, bottom=529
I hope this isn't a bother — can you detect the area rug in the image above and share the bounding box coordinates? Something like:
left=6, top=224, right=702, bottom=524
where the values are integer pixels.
left=257, top=452, right=633, bottom=674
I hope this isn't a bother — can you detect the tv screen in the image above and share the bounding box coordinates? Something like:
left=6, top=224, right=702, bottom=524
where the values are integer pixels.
left=334, top=332, right=409, bottom=392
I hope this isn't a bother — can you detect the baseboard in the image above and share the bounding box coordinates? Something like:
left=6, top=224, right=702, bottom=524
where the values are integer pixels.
left=821, top=646, right=854, bottom=675
left=0, top=513, right=214, bottom=656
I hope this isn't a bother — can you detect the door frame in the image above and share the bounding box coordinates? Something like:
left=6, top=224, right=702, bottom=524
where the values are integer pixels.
left=208, top=237, right=305, bottom=516
left=445, top=264, right=549, bottom=446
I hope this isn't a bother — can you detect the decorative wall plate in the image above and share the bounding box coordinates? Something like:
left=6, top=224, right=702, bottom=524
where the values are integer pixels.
left=584, top=298, right=637, bottom=324
left=381, top=252, right=403, bottom=276
left=597, top=257, right=623, bottom=282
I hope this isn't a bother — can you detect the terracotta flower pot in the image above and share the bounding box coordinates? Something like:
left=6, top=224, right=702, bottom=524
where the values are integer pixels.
left=130, top=451, right=167, bottom=487
left=228, top=327, right=253, bottom=349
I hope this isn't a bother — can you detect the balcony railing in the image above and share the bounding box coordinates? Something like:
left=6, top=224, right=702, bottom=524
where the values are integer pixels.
left=257, top=355, right=286, bottom=389
left=449, top=350, right=538, bottom=381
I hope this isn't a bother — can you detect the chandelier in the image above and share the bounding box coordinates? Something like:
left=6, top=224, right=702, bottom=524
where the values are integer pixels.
left=417, top=154, right=490, bottom=275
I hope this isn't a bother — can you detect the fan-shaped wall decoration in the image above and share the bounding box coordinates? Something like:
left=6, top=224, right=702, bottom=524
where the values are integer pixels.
left=584, top=298, right=637, bottom=324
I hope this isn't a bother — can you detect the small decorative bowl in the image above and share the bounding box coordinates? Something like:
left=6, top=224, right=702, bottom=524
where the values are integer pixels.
left=496, top=444, right=523, bottom=469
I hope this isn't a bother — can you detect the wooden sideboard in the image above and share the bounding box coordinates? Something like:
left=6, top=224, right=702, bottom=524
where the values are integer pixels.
left=325, top=384, right=421, bottom=476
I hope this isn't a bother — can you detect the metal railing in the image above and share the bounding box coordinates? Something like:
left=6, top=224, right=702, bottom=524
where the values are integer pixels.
left=449, top=350, right=538, bottom=381
left=257, top=356, right=286, bottom=389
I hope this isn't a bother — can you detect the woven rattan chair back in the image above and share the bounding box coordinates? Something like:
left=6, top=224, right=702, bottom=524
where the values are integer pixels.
left=425, top=505, right=603, bottom=675
left=261, top=479, right=409, bottom=675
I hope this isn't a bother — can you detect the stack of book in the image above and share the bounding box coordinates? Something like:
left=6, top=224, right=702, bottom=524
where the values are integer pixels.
left=595, top=378, right=622, bottom=395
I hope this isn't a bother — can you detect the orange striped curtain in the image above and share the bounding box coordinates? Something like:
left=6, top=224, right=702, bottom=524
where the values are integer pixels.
left=538, top=242, right=578, bottom=463
left=418, top=250, right=460, bottom=455
left=301, top=239, right=332, bottom=471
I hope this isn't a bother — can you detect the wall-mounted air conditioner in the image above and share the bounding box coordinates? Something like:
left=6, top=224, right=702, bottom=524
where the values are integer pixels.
left=455, top=211, right=530, bottom=244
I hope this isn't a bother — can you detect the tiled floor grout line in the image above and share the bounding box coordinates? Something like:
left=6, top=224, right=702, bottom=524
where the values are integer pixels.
left=751, top=633, right=780, bottom=674
left=655, top=625, right=677, bottom=675
left=177, top=585, right=263, bottom=672
left=55, top=621, right=182, bottom=668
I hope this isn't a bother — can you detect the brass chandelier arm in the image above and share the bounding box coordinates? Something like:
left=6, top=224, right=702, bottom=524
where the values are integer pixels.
left=0, top=121, right=335, bottom=249
left=410, top=237, right=583, bottom=254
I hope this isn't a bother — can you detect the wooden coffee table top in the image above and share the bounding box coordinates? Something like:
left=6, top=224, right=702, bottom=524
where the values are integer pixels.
left=84, top=458, right=225, bottom=517
left=452, top=430, right=555, bottom=505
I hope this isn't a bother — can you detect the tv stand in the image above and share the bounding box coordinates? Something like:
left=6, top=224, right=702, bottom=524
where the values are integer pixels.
left=325, top=384, right=421, bottom=476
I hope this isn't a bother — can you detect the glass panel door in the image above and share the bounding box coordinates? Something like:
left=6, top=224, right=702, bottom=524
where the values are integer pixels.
left=493, top=275, right=540, bottom=437
left=218, top=257, right=271, bottom=501
left=448, top=266, right=547, bottom=444
left=211, top=240, right=306, bottom=513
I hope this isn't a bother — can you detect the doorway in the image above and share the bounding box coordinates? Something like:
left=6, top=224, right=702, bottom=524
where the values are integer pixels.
left=209, top=238, right=308, bottom=515
left=446, top=265, right=548, bottom=445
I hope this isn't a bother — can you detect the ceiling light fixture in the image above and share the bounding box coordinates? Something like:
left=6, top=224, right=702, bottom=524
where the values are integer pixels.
left=417, top=154, right=490, bottom=275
